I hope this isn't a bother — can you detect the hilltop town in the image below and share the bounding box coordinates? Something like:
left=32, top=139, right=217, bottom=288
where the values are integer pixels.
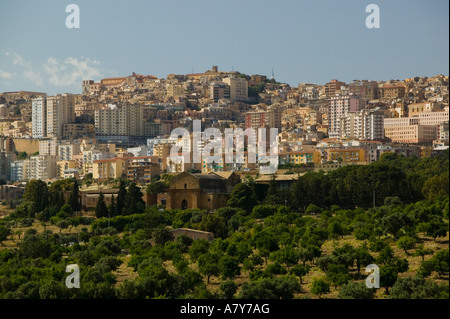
left=0, top=67, right=448, bottom=207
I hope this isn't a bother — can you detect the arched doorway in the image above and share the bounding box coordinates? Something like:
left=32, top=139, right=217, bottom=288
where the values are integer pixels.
left=181, top=199, right=188, bottom=210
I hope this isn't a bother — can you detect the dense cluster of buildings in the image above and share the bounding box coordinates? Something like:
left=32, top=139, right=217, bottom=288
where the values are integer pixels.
left=0, top=68, right=448, bottom=186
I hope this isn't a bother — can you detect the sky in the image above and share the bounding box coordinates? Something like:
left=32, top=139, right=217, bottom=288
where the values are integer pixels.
left=0, top=0, right=448, bottom=95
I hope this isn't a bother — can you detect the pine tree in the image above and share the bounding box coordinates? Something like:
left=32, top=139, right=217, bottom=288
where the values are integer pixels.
left=95, top=192, right=108, bottom=218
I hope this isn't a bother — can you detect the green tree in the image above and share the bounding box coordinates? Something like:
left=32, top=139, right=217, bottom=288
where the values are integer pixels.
left=0, top=225, right=12, bottom=246
left=338, top=282, right=375, bottom=299
left=146, top=181, right=169, bottom=196
left=355, top=246, right=375, bottom=276
left=227, top=183, right=257, bottom=213
left=116, top=179, right=127, bottom=215
left=412, top=244, right=433, bottom=261
left=326, top=264, right=349, bottom=289
left=419, top=249, right=449, bottom=278
left=219, top=255, right=241, bottom=280
left=108, top=195, right=116, bottom=218
left=310, top=278, right=330, bottom=299
left=422, top=172, right=449, bottom=201
left=328, top=221, right=345, bottom=239
left=198, top=252, right=221, bottom=284
left=290, top=264, right=310, bottom=284
left=379, top=265, right=398, bottom=294
left=23, top=180, right=49, bottom=216
left=95, top=193, right=108, bottom=218
left=390, top=276, right=449, bottom=299
left=237, top=276, right=300, bottom=299
left=189, top=239, right=210, bottom=262
left=68, top=180, right=82, bottom=211
left=56, top=219, right=69, bottom=233
left=152, top=225, right=174, bottom=246
left=123, top=182, right=145, bottom=215
left=421, top=219, right=448, bottom=241
left=200, top=214, right=228, bottom=239
left=397, top=236, right=416, bottom=255
left=219, top=280, right=238, bottom=299
left=305, top=204, right=321, bottom=215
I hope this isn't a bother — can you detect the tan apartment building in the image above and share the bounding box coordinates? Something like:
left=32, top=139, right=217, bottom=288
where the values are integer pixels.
left=63, top=123, right=95, bottom=140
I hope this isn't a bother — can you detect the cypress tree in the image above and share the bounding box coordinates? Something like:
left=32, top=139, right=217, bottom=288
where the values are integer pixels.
left=68, top=180, right=82, bottom=211
left=95, top=192, right=108, bottom=218
left=116, top=179, right=127, bottom=216
left=123, top=182, right=145, bottom=215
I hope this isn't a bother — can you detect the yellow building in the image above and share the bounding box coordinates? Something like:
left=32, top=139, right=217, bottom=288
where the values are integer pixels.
left=57, top=160, right=77, bottom=179
left=327, top=148, right=366, bottom=163
left=279, top=151, right=322, bottom=165
left=92, top=158, right=126, bottom=180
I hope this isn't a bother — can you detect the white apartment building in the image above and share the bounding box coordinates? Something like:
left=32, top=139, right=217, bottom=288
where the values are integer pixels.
left=32, top=97, right=46, bottom=138
left=328, top=94, right=362, bottom=138
left=23, top=155, right=58, bottom=180
left=58, top=142, right=80, bottom=161
left=339, top=108, right=384, bottom=140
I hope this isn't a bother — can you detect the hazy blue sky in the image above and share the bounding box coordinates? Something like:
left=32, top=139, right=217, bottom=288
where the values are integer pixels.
left=0, top=0, right=448, bottom=94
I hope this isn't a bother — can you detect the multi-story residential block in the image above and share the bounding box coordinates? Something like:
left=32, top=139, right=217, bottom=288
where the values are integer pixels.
left=32, top=96, right=46, bottom=138
left=63, top=123, right=95, bottom=140
left=126, top=160, right=161, bottom=184
left=328, top=94, right=362, bottom=138
left=143, top=122, right=163, bottom=138
left=39, top=138, right=58, bottom=156
left=83, top=150, right=116, bottom=175
left=278, top=151, right=322, bottom=166
left=10, top=160, right=24, bottom=181
left=56, top=160, right=78, bottom=179
left=326, top=148, right=366, bottom=163
left=245, top=106, right=282, bottom=130
left=380, top=84, right=406, bottom=99
left=437, top=122, right=449, bottom=143
left=223, top=77, right=248, bottom=102
left=325, top=79, right=346, bottom=98
left=58, top=142, right=80, bottom=161
left=348, top=80, right=379, bottom=100
left=0, top=151, right=12, bottom=180
left=92, top=157, right=126, bottom=180
left=342, top=140, right=382, bottom=163
left=46, top=94, right=75, bottom=138
left=94, top=103, right=145, bottom=141
left=209, top=83, right=230, bottom=102
left=22, top=155, right=58, bottom=180
left=339, top=108, right=384, bottom=140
